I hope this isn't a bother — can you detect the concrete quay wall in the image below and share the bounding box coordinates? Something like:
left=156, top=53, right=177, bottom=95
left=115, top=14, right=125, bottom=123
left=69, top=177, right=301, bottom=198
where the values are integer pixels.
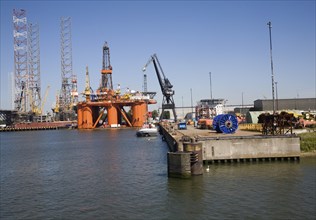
left=160, top=124, right=179, bottom=152
left=200, top=136, right=300, bottom=161
left=160, top=123, right=300, bottom=162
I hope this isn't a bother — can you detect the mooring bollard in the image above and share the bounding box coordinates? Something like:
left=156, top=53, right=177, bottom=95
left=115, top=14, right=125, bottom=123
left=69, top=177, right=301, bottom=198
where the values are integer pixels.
left=183, top=140, right=203, bottom=175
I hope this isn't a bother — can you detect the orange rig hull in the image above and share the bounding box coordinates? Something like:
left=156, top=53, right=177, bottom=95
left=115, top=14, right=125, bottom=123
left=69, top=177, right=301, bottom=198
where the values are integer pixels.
left=77, top=99, right=156, bottom=129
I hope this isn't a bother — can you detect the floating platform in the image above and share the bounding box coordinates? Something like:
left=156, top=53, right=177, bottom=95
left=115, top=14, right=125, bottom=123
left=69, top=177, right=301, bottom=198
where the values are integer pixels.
left=77, top=98, right=156, bottom=129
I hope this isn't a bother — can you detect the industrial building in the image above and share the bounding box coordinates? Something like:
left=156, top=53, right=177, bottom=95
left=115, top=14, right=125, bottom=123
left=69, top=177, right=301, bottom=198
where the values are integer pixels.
left=253, top=98, right=316, bottom=111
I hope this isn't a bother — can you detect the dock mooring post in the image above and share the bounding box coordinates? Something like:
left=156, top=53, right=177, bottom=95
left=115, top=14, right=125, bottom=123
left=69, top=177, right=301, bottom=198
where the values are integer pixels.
left=183, top=141, right=203, bottom=175
left=167, top=140, right=204, bottom=178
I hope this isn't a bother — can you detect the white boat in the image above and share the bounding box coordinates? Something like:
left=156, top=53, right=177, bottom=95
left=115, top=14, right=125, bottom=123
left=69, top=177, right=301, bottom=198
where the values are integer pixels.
left=136, top=124, right=158, bottom=137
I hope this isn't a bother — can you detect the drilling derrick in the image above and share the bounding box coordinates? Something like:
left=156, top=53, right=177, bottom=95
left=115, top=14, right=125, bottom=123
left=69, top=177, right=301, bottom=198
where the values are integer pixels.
left=100, top=42, right=113, bottom=91
left=28, top=23, right=41, bottom=114
left=58, top=17, right=76, bottom=120
left=13, top=9, right=28, bottom=112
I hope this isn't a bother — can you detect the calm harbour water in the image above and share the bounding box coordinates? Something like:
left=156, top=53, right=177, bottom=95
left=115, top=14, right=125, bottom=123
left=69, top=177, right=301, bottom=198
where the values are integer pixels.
left=0, top=129, right=315, bottom=219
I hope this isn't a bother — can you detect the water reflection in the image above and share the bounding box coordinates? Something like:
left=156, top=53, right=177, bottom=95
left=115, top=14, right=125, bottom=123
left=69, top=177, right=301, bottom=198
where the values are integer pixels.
left=0, top=130, right=315, bottom=219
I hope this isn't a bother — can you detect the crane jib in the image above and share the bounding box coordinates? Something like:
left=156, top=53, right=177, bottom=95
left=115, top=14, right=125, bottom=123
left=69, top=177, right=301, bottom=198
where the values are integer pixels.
left=142, top=54, right=177, bottom=121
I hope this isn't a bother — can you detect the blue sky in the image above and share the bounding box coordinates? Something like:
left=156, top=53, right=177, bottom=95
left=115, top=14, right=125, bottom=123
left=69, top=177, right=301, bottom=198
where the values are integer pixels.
left=1, top=0, right=315, bottom=113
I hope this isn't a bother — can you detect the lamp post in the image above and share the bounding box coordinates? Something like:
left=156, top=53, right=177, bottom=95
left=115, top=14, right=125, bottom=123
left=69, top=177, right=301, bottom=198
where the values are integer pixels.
left=190, top=88, right=193, bottom=113
left=209, top=72, right=213, bottom=100
left=241, top=92, right=244, bottom=115
left=267, top=21, right=276, bottom=114
left=275, top=81, right=278, bottom=111
left=182, top=96, right=184, bottom=118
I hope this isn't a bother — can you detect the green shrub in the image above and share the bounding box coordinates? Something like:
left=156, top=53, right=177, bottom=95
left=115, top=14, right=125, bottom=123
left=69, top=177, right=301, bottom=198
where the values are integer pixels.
left=298, top=132, right=316, bottom=152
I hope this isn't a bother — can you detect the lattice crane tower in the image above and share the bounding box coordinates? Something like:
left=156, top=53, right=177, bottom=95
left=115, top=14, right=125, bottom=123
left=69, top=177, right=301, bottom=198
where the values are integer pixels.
left=13, top=9, right=28, bottom=112
left=60, top=17, right=77, bottom=111
left=28, top=23, right=41, bottom=114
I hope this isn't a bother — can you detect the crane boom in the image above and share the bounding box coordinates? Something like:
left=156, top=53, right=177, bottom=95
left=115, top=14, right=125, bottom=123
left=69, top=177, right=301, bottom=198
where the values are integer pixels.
left=143, top=54, right=177, bottom=121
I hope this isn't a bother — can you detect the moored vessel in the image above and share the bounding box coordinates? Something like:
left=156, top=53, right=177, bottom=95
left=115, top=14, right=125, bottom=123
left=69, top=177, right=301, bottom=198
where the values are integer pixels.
left=136, top=123, right=158, bottom=137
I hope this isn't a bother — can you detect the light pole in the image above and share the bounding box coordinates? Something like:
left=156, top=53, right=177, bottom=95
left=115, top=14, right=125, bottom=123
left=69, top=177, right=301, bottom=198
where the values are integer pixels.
left=209, top=72, right=213, bottom=100
left=241, top=92, right=244, bottom=115
left=190, top=88, right=193, bottom=113
left=182, top=96, right=184, bottom=118
left=267, top=21, right=276, bottom=114
left=275, top=81, right=278, bottom=111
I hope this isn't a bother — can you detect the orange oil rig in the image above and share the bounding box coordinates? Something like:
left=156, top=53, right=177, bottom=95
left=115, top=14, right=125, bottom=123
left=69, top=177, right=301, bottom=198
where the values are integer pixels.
left=77, top=42, right=156, bottom=129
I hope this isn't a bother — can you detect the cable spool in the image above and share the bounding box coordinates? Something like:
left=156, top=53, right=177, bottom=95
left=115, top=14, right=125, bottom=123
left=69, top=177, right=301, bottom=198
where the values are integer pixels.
left=212, top=114, right=238, bottom=134
left=212, top=114, right=223, bottom=132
